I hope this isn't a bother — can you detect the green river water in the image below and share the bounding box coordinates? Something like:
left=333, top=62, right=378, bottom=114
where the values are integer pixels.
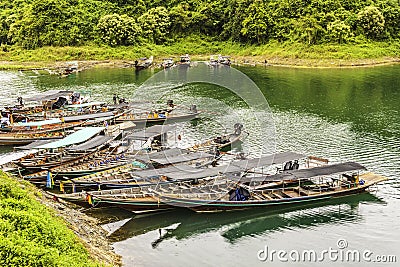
left=0, top=63, right=399, bottom=266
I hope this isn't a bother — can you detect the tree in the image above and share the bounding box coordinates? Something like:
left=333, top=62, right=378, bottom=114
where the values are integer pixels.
left=241, top=1, right=272, bottom=44
left=357, top=6, right=385, bottom=39
left=138, top=7, right=170, bottom=44
left=292, top=15, right=324, bottom=44
left=97, top=14, right=141, bottom=46
left=327, top=20, right=353, bottom=43
left=169, top=4, right=192, bottom=34
left=8, top=0, right=78, bottom=48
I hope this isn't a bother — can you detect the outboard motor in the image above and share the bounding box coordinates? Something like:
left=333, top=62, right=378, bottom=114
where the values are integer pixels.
left=292, top=160, right=299, bottom=170
left=283, top=161, right=293, bottom=171
left=234, top=123, right=243, bottom=135
left=236, top=152, right=246, bottom=160
left=190, top=104, right=197, bottom=113
left=52, top=97, right=67, bottom=109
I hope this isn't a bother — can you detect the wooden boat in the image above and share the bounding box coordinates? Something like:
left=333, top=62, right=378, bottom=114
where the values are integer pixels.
left=0, top=131, right=65, bottom=146
left=135, top=56, right=153, bottom=71
left=13, top=126, right=116, bottom=171
left=161, top=58, right=175, bottom=69
left=116, top=101, right=199, bottom=124
left=158, top=162, right=388, bottom=212
left=177, top=54, right=190, bottom=67
left=209, top=55, right=219, bottom=67
left=52, top=153, right=366, bottom=214
left=58, top=149, right=217, bottom=192
left=23, top=124, right=180, bottom=181
left=54, top=176, right=234, bottom=212
left=0, top=118, right=88, bottom=133
left=208, top=55, right=231, bottom=67
left=62, top=151, right=303, bottom=193
left=107, top=192, right=381, bottom=245
left=1, top=90, right=74, bottom=115
left=218, top=56, right=231, bottom=66
left=25, top=101, right=122, bottom=122
left=188, top=123, right=248, bottom=152
left=117, top=110, right=199, bottom=124
left=0, top=149, right=40, bottom=172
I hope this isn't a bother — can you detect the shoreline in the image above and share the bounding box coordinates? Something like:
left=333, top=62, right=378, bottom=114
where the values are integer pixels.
left=1, top=55, right=400, bottom=71
left=37, top=190, right=122, bottom=266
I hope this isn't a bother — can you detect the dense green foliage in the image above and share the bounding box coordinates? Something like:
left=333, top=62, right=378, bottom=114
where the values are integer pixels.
left=0, top=171, right=101, bottom=266
left=1, top=0, right=400, bottom=50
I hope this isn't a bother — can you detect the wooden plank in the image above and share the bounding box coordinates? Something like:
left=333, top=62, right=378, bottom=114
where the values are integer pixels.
left=261, top=193, right=273, bottom=200
left=272, top=192, right=284, bottom=199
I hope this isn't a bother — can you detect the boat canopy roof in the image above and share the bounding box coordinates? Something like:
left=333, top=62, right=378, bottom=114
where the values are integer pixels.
left=64, top=101, right=105, bottom=109
left=165, top=152, right=306, bottom=181
left=63, top=111, right=115, bottom=122
left=127, top=125, right=176, bottom=141
left=131, top=163, right=196, bottom=178
left=134, top=151, right=306, bottom=181
left=15, top=118, right=61, bottom=127
left=67, top=135, right=113, bottom=151
left=237, top=162, right=367, bottom=183
left=17, top=140, right=54, bottom=150
left=0, top=149, right=39, bottom=165
left=25, top=90, right=73, bottom=102
left=150, top=151, right=213, bottom=165
left=229, top=152, right=306, bottom=170
left=136, top=148, right=189, bottom=162
left=35, top=127, right=105, bottom=149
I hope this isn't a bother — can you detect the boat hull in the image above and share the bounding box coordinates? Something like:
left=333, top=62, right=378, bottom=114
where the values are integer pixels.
left=0, top=136, right=62, bottom=146
left=160, top=174, right=385, bottom=212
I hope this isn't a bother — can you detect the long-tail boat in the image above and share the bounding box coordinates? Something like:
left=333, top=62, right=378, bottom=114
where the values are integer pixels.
left=22, top=124, right=179, bottom=181
left=0, top=131, right=65, bottom=146
left=116, top=100, right=199, bottom=125
left=134, top=56, right=153, bottom=71
left=60, top=151, right=303, bottom=194
left=53, top=176, right=234, bottom=212
left=158, top=162, right=388, bottom=212
left=13, top=126, right=117, bottom=171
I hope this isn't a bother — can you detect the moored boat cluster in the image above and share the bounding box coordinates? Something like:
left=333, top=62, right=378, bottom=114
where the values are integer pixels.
left=0, top=88, right=387, bottom=214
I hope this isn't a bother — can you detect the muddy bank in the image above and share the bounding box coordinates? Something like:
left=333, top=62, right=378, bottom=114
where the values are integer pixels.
left=37, top=190, right=122, bottom=267
left=2, top=55, right=400, bottom=72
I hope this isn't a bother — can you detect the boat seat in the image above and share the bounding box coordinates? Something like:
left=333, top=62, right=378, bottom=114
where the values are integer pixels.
left=272, top=192, right=284, bottom=199
left=261, top=193, right=273, bottom=200
left=280, top=191, right=293, bottom=198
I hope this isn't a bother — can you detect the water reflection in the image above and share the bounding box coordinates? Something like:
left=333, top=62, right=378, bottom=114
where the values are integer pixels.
left=238, top=65, right=400, bottom=138
left=108, top=193, right=382, bottom=246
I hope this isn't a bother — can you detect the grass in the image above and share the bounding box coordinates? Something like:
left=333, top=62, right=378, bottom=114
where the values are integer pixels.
left=0, top=171, right=106, bottom=267
left=0, top=37, right=400, bottom=68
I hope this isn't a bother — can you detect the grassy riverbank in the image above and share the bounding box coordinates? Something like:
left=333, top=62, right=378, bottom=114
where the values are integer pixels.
left=1, top=38, right=400, bottom=69
left=0, top=171, right=117, bottom=266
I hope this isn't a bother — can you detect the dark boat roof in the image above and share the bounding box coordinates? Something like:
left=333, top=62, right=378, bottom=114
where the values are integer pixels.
left=150, top=152, right=213, bottom=165
left=67, top=136, right=113, bottom=151
left=26, top=90, right=73, bottom=102
left=17, top=140, right=54, bottom=150
left=230, top=151, right=306, bottom=170
left=131, top=164, right=196, bottom=178
left=237, top=162, right=367, bottom=183
left=130, top=151, right=305, bottom=181
left=126, top=125, right=176, bottom=140
left=135, top=148, right=189, bottom=162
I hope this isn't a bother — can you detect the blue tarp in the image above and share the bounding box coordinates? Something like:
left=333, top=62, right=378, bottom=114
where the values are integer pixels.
left=35, top=127, right=105, bottom=149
